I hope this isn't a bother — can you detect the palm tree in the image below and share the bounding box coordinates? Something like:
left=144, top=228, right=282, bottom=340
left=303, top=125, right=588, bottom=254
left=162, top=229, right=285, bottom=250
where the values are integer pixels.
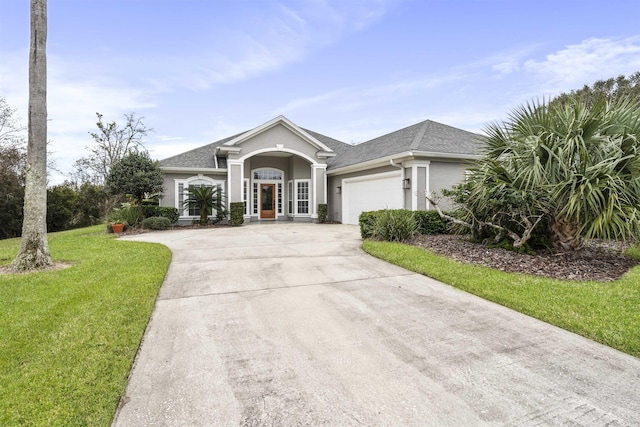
left=12, top=0, right=52, bottom=271
left=183, top=185, right=226, bottom=225
left=451, top=96, right=640, bottom=251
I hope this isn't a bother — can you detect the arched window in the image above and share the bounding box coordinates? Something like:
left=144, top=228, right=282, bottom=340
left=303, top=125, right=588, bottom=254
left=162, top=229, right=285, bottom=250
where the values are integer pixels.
left=174, top=175, right=225, bottom=217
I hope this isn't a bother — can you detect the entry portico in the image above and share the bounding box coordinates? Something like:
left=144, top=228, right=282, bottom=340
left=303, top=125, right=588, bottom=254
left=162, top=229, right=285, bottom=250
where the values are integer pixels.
left=160, top=116, right=334, bottom=223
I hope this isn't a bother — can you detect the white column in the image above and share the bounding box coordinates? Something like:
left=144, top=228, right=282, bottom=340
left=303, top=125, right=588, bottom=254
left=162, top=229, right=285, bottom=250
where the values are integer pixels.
left=411, top=164, right=418, bottom=211
left=425, top=161, right=431, bottom=209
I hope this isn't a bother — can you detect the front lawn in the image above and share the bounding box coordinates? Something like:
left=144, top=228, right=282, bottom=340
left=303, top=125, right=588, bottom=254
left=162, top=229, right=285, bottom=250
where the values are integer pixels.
left=363, top=239, right=640, bottom=358
left=0, top=226, right=171, bottom=426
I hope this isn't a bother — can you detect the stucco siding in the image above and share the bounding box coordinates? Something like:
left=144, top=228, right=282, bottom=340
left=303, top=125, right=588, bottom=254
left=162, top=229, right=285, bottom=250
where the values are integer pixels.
left=327, top=176, right=342, bottom=222
left=291, top=156, right=311, bottom=179
left=430, top=161, right=469, bottom=194
left=250, top=156, right=289, bottom=175
left=232, top=124, right=321, bottom=162
left=429, top=161, right=469, bottom=209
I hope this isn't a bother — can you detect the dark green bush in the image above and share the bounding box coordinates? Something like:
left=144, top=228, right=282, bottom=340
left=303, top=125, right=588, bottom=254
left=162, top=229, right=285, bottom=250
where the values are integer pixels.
left=372, top=209, right=418, bottom=242
left=359, top=211, right=378, bottom=239
left=141, top=216, right=172, bottom=230
left=230, top=202, right=245, bottom=226
left=318, top=204, right=328, bottom=223
left=414, top=210, right=449, bottom=235
left=142, top=206, right=180, bottom=224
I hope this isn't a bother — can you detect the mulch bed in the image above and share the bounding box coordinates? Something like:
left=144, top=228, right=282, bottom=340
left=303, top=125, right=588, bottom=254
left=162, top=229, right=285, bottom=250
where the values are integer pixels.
left=408, top=234, right=639, bottom=282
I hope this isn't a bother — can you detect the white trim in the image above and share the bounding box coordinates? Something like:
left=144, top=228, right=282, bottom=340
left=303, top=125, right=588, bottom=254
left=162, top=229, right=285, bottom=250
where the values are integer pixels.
left=425, top=162, right=431, bottom=209
left=294, top=179, right=311, bottom=215
left=287, top=180, right=294, bottom=216
left=174, top=175, right=226, bottom=219
left=326, top=151, right=479, bottom=176
left=411, top=164, right=418, bottom=210
left=162, top=166, right=226, bottom=173
left=251, top=167, right=284, bottom=219
left=237, top=147, right=318, bottom=165
left=311, top=165, right=316, bottom=217
left=401, top=160, right=431, bottom=211
left=243, top=178, right=249, bottom=215
left=222, top=115, right=333, bottom=152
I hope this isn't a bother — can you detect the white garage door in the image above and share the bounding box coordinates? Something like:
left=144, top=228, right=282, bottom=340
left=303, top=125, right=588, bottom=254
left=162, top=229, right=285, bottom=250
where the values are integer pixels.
left=342, top=171, right=403, bottom=225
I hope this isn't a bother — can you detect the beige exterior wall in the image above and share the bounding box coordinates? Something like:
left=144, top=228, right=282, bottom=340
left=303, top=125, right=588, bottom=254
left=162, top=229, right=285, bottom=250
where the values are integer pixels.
left=227, top=124, right=321, bottom=163
left=429, top=161, right=469, bottom=194
left=228, top=162, right=243, bottom=203
left=429, top=160, right=470, bottom=210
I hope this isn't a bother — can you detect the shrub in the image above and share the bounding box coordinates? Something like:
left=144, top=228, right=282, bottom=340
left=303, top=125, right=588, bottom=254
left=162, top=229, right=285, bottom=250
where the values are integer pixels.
left=142, top=206, right=180, bottom=224
left=215, top=208, right=229, bottom=224
left=230, top=202, right=245, bottom=226
left=359, top=211, right=379, bottom=239
left=141, top=216, right=172, bottom=230
left=372, top=209, right=418, bottom=242
left=318, top=204, right=328, bottom=223
left=414, top=210, right=449, bottom=235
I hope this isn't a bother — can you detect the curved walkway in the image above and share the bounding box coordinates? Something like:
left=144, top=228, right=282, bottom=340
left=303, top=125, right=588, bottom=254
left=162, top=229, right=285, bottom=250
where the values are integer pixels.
left=114, top=223, right=640, bottom=426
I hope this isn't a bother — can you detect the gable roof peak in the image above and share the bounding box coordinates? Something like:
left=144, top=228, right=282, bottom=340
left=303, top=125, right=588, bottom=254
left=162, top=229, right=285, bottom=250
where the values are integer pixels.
left=222, top=115, right=333, bottom=152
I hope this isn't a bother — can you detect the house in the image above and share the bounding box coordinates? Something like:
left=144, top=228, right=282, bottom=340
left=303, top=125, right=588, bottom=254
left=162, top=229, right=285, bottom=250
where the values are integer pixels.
left=159, top=116, right=483, bottom=225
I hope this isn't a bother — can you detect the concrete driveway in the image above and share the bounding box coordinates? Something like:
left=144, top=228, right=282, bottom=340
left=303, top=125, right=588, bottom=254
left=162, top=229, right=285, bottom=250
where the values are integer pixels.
left=113, top=223, right=640, bottom=426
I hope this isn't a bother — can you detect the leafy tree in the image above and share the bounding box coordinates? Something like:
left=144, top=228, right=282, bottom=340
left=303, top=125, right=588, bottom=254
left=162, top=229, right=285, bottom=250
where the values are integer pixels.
left=72, top=112, right=151, bottom=185
left=0, top=97, right=26, bottom=239
left=552, top=72, right=640, bottom=108
left=12, top=0, right=52, bottom=270
left=75, top=182, right=109, bottom=226
left=106, top=151, right=164, bottom=210
left=432, top=96, right=640, bottom=251
left=46, top=183, right=77, bottom=232
left=184, top=185, right=226, bottom=225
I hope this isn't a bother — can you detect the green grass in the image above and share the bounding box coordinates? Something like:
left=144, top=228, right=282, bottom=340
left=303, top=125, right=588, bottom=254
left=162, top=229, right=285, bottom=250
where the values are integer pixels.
left=0, top=226, right=171, bottom=426
left=363, top=239, right=640, bottom=358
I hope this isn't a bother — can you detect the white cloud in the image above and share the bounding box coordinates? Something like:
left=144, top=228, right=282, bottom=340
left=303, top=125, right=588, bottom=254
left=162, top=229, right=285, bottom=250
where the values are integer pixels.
left=523, top=36, right=640, bottom=91
left=493, top=60, right=520, bottom=74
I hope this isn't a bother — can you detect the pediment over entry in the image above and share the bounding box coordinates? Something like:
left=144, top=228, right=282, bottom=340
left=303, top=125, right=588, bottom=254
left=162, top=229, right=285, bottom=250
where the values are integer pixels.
left=217, top=115, right=336, bottom=159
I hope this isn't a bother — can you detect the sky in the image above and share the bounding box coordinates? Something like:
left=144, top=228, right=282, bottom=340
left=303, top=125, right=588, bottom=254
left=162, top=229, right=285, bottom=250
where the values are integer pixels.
left=2, top=0, right=640, bottom=185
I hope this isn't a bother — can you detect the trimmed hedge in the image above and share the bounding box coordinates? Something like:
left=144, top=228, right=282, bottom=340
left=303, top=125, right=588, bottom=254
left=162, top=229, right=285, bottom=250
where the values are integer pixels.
left=230, top=202, right=245, bottom=226
left=414, top=210, right=449, bottom=235
left=359, top=209, right=450, bottom=239
left=142, top=206, right=180, bottom=224
left=318, top=204, right=328, bottom=223
left=359, top=211, right=378, bottom=239
left=141, top=216, right=173, bottom=230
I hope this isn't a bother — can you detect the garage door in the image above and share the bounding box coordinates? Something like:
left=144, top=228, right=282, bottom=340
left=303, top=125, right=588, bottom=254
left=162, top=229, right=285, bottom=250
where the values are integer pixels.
left=342, top=171, right=403, bottom=225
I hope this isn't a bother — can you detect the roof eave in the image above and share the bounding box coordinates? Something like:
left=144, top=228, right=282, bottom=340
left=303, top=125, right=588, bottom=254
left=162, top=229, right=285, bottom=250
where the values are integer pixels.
left=161, top=166, right=228, bottom=173
left=326, top=151, right=479, bottom=175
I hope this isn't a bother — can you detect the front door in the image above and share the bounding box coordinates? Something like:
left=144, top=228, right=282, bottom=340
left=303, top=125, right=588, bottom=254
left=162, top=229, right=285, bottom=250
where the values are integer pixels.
left=260, top=183, right=276, bottom=219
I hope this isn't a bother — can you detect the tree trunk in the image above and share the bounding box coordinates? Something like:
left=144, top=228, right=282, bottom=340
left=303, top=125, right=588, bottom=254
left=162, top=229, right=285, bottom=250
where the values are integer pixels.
left=11, top=0, right=52, bottom=271
left=550, top=217, right=583, bottom=252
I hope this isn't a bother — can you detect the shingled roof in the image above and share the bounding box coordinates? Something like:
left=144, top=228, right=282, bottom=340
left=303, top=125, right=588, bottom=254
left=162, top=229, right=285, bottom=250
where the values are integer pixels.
left=159, top=118, right=483, bottom=170
left=327, top=119, right=483, bottom=170
left=159, top=132, right=243, bottom=169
